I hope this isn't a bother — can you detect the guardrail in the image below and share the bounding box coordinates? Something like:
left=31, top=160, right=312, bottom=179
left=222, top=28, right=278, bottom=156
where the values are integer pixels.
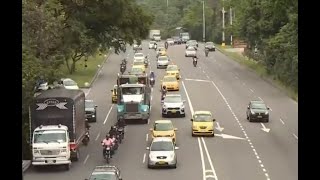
left=23, top=160, right=31, bottom=172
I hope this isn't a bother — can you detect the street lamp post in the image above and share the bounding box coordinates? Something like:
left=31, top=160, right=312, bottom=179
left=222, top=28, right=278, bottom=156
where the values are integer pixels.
left=202, top=0, right=205, bottom=42
left=230, top=7, right=233, bottom=46
left=222, top=0, right=226, bottom=47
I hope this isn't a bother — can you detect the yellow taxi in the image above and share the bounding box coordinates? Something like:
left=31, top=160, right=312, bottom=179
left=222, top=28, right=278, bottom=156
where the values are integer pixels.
left=166, top=64, right=180, bottom=80
left=130, top=65, right=145, bottom=75
left=111, top=85, right=118, bottom=103
left=161, top=75, right=179, bottom=91
left=157, top=47, right=167, bottom=56
left=133, top=59, right=147, bottom=68
left=150, top=120, right=177, bottom=144
left=191, top=111, right=215, bottom=137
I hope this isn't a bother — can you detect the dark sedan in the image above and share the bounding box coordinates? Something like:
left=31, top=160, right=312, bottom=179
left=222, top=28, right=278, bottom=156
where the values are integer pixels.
left=173, top=36, right=181, bottom=44
left=205, top=42, right=215, bottom=51
left=85, top=100, right=98, bottom=122
left=246, top=100, right=270, bottom=122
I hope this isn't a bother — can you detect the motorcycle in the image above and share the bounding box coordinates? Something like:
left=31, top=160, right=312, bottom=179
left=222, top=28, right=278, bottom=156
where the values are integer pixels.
left=150, top=78, right=155, bottom=87
left=82, top=131, right=90, bottom=145
left=193, top=57, right=198, bottom=67
left=117, top=127, right=124, bottom=143
left=104, top=145, right=112, bottom=164
left=205, top=49, right=209, bottom=57
left=120, top=64, right=126, bottom=74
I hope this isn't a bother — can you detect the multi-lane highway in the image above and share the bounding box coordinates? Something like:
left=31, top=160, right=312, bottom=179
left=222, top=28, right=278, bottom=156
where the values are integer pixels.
left=24, top=41, right=298, bottom=180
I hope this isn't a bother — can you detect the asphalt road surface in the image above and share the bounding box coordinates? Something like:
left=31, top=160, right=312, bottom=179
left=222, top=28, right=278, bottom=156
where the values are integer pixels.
left=24, top=41, right=298, bottom=180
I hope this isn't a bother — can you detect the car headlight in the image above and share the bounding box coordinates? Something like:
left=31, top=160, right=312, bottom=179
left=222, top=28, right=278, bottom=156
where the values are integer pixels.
left=251, top=111, right=255, bottom=114
left=265, top=111, right=269, bottom=115
left=61, top=149, right=67, bottom=153
left=180, top=105, right=185, bottom=109
left=92, top=115, right=95, bottom=117
left=170, top=154, right=174, bottom=159
left=149, top=154, right=155, bottom=159
left=142, top=108, right=148, bottom=112
left=162, top=105, right=166, bottom=108
left=193, top=126, right=197, bottom=129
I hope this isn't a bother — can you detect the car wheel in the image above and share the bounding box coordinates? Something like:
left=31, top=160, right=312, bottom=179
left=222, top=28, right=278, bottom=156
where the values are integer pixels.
left=211, top=133, right=215, bottom=137
left=181, top=113, right=185, bottom=118
left=192, top=133, right=195, bottom=137
left=249, top=116, right=253, bottom=122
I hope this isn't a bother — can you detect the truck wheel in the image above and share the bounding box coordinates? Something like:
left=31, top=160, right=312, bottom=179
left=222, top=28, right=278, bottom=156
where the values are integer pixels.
left=71, top=150, right=80, bottom=161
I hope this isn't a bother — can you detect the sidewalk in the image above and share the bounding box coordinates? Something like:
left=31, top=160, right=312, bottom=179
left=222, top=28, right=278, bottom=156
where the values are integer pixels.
left=23, top=160, right=31, bottom=172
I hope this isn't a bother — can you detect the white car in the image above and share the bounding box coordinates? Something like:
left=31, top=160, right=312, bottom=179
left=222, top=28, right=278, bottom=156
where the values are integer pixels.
left=157, top=56, right=170, bottom=69
left=61, top=78, right=79, bottom=90
left=162, top=94, right=186, bottom=117
left=166, top=38, right=174, bottom=45
left=147, top=137, right=178, bottom=168
left=149, top=41, right=156, bottom=49
left=134, top=53, right=145, bottom=61
left=133, top=44, right=142, bottom=51
left=185, top=47, right=197, bottom=57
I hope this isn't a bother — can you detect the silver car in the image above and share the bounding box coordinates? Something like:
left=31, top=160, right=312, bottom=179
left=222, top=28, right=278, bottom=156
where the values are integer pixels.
left=157, top=56, right=170, bottom=69
left=162, top=94, right=186, bottom=117
left=185, top=47, right=197, bottom=57
left=147, top=137, right=178, bottom=169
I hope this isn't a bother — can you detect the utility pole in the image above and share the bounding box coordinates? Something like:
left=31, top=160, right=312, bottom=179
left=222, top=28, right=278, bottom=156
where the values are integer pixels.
left=202, top=0, right=205, bottom=42
left=230, top=7, right=233, bottom=46
left=222, top=0, right=226, bottom=47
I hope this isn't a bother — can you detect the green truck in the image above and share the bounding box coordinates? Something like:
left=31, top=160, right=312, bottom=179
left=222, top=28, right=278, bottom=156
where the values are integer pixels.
left=116, top=73, right=151, bottom=124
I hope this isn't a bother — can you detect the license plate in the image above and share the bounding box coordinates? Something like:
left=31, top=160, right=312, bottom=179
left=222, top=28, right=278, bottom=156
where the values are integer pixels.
left=257, top=116, right=262, bottom=118
left=158, top=161, right=165, bottom=164
left=171, top=110, right=176, bottom=113
left=47, top=160, right=53, bottom=164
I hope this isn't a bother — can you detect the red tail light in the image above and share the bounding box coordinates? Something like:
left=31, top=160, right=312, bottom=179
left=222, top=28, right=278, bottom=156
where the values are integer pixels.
left=69, top=142, right=77, bottom=151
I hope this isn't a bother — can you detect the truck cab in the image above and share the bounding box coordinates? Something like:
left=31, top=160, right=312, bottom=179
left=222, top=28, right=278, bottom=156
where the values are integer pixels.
left=32, top=124, right=71, bottom=170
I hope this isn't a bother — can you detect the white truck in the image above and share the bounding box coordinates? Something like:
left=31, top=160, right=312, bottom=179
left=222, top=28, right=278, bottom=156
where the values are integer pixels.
left=30, top=89, right=89, bottom=170
left=149, top=30, right=161, bottom=42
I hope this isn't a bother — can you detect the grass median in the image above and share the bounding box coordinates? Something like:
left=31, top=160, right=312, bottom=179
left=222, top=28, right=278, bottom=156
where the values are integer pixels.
left=216, top=45, right=298, bottom=102
left=61, top=53, right=107, bottom=88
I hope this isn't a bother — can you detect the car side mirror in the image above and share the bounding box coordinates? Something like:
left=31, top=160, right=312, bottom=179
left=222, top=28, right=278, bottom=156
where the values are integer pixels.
left=146, top=147, right=150, bottom=150
left=111, top=90, right=113, bottom=92
left=247, top=106, right=250, bottom=109
left=190, top=119, right=193, bottom=121
left=267, top=107, right=270, bottom=110
left=175, top=147, right=179, bottom=150
left=95, top=105, right=98, bottom=107
left=174, top=128, right=178, bottom=131
left=212, top=119, right=216, bottom=122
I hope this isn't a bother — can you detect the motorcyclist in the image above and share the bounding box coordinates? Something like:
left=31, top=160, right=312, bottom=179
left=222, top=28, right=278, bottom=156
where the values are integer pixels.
left=101, top=135, right=113, bottom=158
left=149, top=71, right=155, bottom=85
left=161, top=85, right=167, bottom=101
left=205, top=48, right=209, bottom=56
left=154, top=42, right=157, bottom=50
left=117, top=117, right=126, bottom=128
left=109, top=126, right=118, bottom=137
left=193, top=56, right=198, bottom=66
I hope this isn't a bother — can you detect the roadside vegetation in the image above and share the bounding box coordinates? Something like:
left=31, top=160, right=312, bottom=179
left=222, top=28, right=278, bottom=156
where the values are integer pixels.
left=22, top=0, right=153, bottom=159
left=140, top=0, right=297, bottom=102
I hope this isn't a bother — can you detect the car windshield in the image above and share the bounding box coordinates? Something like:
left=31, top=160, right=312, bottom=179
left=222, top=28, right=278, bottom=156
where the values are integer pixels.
left=85, top=101, right=95, bottom=108
left=164, top=96, right=181, bottom=103
left=134, top=53, right=144, bottom=57
left=89, top=172, right=117, bottom=180
left=158, top=57, right=168, bottom=61
left=187, top=47, right=195, bottom=51
left=167, top=39, right=173, bottom=41
left=251, top=103, right=267, bottom=110
left=151, top=141, right=173, bottom=151
left=121, top=87, right=144, bottom=95
left=163, top=76, right=176, bottom=82
left=133, top=61, right=144, bottom=66
left=131, top=68, right=143, bottom=74
left=64, top=80, right=77, bottom=86
left=206, top=42, right=214, bottom=45
left=167, top=66, right=178, bottom=71
left=154, top=123, right=173, bottom=131
left=194, top=114, right=212, bottom=122
left=149, top=41, right=155, bottom=44
left=33, top=130, right=66, bottom=143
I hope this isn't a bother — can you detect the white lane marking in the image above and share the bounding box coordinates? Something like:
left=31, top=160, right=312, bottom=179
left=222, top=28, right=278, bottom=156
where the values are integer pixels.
left=235, top=76, right=239, bottom=79
left=210, top=80, right=269, bottom=179
left=184, top=78, right=211, bottom=83
left=197, top=138, right=207, bottom=180
left=85, top=88, right=91, bottom=97
left=147, top=119, right=150, bottom=124
left=142, top=153, right=146, bottom=163
left=183, top=81, right=218, bottom=180
left=151, top=87, right=153, bottom=92
left=269, top=108, right=272, bottom=111
left=242, top=82, right=246, bottom=86
left=293, top=133, right=298, bottom=140
left=83, top=154, right=90, bottom=164
left=95, top=132, right=101, bottom=141
left=250, top=88, right=254, bottom=92
left=201, top=138, right=219, bottom=180
left=206, top=175, right=215, bottom=179
left=279, top=118, right=285, bottom=125
left=206, top=75, right=210, bottom=78
left=258, top=97, right=263, bottom=101
left=203, top=70, right=206, bottom=73
left=103, top=105, right=114, bottom=125
left=151, top=96, right=153, bottom=101
left=146, top=134, right=148, bottom=141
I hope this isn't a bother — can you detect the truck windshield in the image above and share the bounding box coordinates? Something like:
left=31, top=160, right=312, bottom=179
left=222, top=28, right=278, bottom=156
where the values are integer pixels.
left=121, top=87, right=144, bottom=95
left=33, top=130, right=67, bottom=143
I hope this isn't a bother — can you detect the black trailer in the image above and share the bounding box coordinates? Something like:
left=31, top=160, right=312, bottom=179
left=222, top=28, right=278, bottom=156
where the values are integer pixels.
left=29, top=89, right=87, bottom=161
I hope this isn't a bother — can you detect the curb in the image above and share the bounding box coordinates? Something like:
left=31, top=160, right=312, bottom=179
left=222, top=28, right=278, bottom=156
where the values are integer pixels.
left=23, top=160, right=31, bottom=173
left=82, top=52, right=112, bottom=89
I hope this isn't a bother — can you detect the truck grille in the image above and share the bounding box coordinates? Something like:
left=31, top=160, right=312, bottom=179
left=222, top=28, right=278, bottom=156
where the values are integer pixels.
left=40, top=149, right=60, bottom=155
left=168, top=108, right=179, bottom=110
left=125, top=103, right=139, bottom=112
